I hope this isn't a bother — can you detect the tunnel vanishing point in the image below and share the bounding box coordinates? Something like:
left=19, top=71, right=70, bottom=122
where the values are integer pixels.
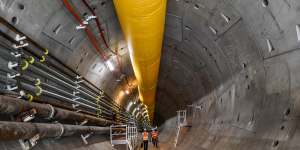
left=1, top=0, right=300, bottom=150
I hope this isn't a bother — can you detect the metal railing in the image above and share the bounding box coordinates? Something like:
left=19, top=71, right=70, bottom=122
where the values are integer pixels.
left=110, top=124, right=138, bottom=150
left=174, top=110, right=188, bottom=147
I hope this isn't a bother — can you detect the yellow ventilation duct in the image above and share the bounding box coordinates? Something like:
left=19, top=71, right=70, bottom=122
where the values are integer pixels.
left=113, top=0, right=166, bottom=121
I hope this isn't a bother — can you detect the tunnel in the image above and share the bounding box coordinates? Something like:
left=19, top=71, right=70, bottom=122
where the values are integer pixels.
left=0, top=0, right=300, bottom=150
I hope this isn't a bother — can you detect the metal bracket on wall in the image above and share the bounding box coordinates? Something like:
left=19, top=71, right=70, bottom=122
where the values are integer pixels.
left=81, top=132, right=94, bottom=145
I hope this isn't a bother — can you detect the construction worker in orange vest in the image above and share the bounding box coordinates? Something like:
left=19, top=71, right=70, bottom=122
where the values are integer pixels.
left=151, top=129, right=158, bottom=148
left=142, top=129, right=149, bottom=150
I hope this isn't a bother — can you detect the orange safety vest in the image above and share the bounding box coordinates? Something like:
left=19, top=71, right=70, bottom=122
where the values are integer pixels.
left=143, top=132, right=148, bottom=141
left=152, top=131, right=158, bottom=139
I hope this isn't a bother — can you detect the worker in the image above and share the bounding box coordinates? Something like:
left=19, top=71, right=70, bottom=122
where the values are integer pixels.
left=142, top=129, right=148, bottom=150
left=151, top=129, right=158, bottom=148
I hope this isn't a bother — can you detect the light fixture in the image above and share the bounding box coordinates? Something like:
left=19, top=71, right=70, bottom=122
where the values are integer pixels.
left=125, top=89, right=130, bottom=94
left=106, top=59, right=115, bottom=71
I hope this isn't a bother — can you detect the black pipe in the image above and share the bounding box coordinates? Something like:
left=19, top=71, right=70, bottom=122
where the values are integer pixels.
left=0, top=95, right=118, bottom=126
left=0, top=121, right=110, bottom=140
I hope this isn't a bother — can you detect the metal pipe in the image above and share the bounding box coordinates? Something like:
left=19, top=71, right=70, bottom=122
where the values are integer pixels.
left=0, top=121, right=109, bottom=140
left=0, top=43, right=128, bottom=118
left=26, top=65, right=129, bottom=119
left=0, top=28, right=124, bottom=114
left=27, top=65, right=114, bottom=110
left=33, top=61, right=127, bottom=116
left=0, top=95, right=117, bottom=126
left=0, top=75, right=101, bottom=114
left=0, top=75, right=127, bottom=122
left=0, top=77, right=129, bottom=122
left=20, top=75, right=110, bottom=113
left=0, top=24, right=126, bottom=115
left=0, top=89, right=81, bottom=114
left=0, top=18, right=129, bottom=118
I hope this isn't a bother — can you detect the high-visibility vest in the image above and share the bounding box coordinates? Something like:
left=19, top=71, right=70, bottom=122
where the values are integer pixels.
left=143, top=132, right=148, bottom=141
left=152, top=131, right=158, bottom=139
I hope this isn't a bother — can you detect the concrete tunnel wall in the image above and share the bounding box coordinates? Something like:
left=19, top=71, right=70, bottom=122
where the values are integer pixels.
left=154, top=0, right=300, bottom=149
left=1, top=0, right=300, bottom=149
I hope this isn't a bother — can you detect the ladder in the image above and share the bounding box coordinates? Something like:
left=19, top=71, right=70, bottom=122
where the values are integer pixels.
left=174, top=110, right=187, bottom=147
left=127, top=125, right=138, bottom=150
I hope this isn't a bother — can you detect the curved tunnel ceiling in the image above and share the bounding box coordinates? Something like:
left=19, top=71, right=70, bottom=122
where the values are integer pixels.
left=0, top=0, right=300, bottom=149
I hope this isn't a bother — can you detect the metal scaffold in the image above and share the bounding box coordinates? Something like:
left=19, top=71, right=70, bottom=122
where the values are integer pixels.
left=110, top=123, right=138, bottom=150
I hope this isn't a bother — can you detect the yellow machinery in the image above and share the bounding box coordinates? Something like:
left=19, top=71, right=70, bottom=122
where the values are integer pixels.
left=113, top=0, right=167, bottom=121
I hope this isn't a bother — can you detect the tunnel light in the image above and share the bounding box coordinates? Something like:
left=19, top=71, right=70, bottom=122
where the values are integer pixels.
left=132, top=108, right=137, bottom=116
left=220, top=13, right=230, bottom=23
left=296, top=25, right=300, bottom=42
left=125, top=90, right=130, bottom=95
left=209, top=26, right=217, bottom=35
left=105, top=60, right=115, bottom=71
left=266, top=39, right=274, bottom=52
left=126, top=101, right=133, bottom=111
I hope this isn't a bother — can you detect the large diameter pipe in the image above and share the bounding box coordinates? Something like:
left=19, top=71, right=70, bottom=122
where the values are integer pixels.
left=113, top=0, right=167, bottom=121
left=0, top=96, right=117, bottom=126
left=0, top=121, right=109, bottom=140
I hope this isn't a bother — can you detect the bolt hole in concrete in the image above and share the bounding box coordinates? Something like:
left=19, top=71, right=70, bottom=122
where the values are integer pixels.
left=53, top=24, right=61, bottom=34
left=242, top=63, right=247, bottom=68
left=272, top=140, right=279, bottom=147
left=18, top=3, right=25, bottom=10
left=194, top=4, right=200, bottom=9
left=185, top=25, right=192, bottom=31
left=11, top=16, right=18, bottom=25
left=280, top=125, right=285, bottom=130
left=262, top=0, right=269, bottom=7
left=83, top=12, right=88, bottom=17
left=247, top=84, right=250, bottom=90
left=285, top=108, right=291, bottom=116
left=68, top=37, right=75, bottom=44
left=101, top=1, right=106, bottom=6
